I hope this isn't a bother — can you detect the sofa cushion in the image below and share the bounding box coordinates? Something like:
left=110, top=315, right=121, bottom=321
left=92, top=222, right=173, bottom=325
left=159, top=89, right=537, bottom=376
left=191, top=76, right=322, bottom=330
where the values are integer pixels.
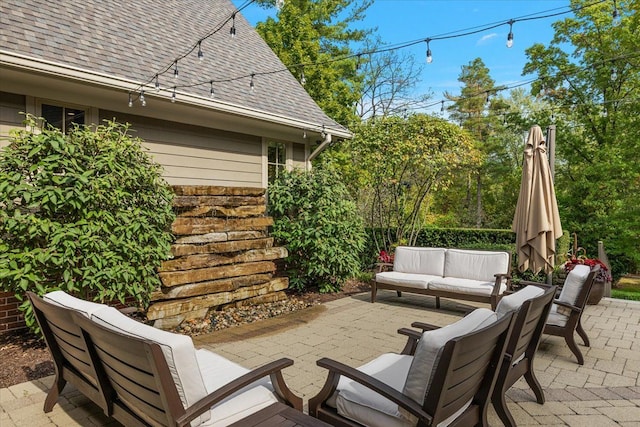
left=443, top=249, right=509, bottom=282
left=43, top=290, right=108, bottom=317
left=196, top=349, right=278, bottom=427
left=427, top=277, right=507, bottom=296
left=393, top=247, right=446, bottom=276
left=376, top=271, right=438, bottom=290
left=557, top=264, right=591, bottom=306
left=403, top=308, right=497, bottom=405
left=91, top=307, right=209, bottom=424
left=495, top=286, right=544, bottom=318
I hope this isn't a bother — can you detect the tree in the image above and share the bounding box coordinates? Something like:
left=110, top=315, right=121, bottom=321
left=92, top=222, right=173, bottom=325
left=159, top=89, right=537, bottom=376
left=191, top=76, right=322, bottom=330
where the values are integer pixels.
left=332, top=114, right=480, bottom=252
left=254, top=0, right=373, bottom=126
left=0, top=117, right=175, bottom=330
left=522, top=0, right=640, bottom=275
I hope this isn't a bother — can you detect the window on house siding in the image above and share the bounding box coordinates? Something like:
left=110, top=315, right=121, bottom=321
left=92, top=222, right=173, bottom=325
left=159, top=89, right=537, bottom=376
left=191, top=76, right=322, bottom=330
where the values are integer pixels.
left=41, top=104, right=85, bottom=133
left=267, top=141, right=286, bottom=183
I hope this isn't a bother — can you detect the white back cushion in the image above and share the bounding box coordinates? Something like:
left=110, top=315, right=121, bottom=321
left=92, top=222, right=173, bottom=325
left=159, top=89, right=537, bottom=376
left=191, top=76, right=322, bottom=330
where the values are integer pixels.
left=91, top=307, right=209, bottom=423
left=393, top=247, right=446, bottom=276
left=495, top=286, right=544, bottom=319
left=44, top=290, right=108, bottom=317
left=557, top=264, right=591, bottom=306
left=444, top=249, right=509, bottom=282
left=403, top=308, right=497, bottom=404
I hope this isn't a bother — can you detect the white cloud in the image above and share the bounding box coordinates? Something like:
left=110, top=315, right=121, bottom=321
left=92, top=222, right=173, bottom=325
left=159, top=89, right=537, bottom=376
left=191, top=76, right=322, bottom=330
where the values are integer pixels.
left=477, top=33, right=498, bottom=45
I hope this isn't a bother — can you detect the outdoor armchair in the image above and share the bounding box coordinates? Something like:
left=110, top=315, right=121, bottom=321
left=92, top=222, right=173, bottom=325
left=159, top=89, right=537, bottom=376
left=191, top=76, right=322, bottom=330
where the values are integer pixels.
left=520, top=264, right=598, bottom=365
left=308, top=308, right=513, bottom=427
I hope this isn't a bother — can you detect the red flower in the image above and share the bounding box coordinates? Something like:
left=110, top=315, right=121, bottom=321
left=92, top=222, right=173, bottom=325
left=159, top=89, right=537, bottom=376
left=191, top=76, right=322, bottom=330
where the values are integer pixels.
left=564, top=257, right=612, bottom=283
left=378, top=250, right=394, bottom=264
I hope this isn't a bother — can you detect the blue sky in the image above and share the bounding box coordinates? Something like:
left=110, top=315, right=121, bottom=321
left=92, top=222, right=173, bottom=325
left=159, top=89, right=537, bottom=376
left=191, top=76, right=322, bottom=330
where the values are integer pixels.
left=234, top=0, right=571, bottom=112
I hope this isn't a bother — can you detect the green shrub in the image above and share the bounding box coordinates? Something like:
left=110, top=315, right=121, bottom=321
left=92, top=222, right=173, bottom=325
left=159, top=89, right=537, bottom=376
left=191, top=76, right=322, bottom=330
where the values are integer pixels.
left=0, top=116, right=175, bottom=331
left=268, top=167, right=366, bottom=293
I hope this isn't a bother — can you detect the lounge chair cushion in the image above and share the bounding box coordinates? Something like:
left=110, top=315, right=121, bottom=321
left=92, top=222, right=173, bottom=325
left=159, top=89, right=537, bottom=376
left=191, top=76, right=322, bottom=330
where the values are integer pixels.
left=91, top=307, right=210, bottom=424
left=546, top=306, right=569, bottom=327
left=443, top=249, right=510, bottom=282
left=496, top=285, right=544, bottom=318
left=557, top=264, right=591, bottom=306
left=393, top=247, right=446, bottom=276
left=427, top=277, right=507, bottom=296
left=43, top=290, right=108, bottom=317
left=375, top=271, right=438, bottom=290
left=196, top=349, right=278, bottom=427
left=403, top=308, right=497, bottom=404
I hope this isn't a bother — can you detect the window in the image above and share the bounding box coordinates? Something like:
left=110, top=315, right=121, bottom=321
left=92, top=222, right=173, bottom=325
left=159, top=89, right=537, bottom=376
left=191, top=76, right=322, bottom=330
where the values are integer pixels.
left=267, top=141, right=287, bottom=183
left=41, top=103, right=85, bottom=133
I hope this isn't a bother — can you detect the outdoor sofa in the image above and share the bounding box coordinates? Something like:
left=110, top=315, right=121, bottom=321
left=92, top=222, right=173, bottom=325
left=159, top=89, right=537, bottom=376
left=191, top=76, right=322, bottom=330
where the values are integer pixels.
left=372, top=247, right=512, bottom=309
left=28, top=291, right=302, bottom=427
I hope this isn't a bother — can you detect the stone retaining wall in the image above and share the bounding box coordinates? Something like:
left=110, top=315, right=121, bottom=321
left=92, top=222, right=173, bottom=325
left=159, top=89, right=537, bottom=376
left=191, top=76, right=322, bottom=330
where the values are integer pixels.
left=148, top=185, right=289, bottom=329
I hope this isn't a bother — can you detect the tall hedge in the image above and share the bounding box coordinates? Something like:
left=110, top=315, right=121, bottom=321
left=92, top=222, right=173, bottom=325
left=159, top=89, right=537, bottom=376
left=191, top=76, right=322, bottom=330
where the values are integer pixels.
left=0, top=117, right=175, bottom=330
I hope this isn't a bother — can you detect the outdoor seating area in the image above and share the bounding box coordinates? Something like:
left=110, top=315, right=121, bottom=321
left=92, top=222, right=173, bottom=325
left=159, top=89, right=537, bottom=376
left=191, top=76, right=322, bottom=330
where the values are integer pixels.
left=2, top=284, right=639, bottom=427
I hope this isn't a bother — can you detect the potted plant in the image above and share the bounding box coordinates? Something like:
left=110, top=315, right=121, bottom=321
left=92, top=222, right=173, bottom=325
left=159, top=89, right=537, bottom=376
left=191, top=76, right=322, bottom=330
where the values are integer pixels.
left=563, top=249, right=612, bottom=305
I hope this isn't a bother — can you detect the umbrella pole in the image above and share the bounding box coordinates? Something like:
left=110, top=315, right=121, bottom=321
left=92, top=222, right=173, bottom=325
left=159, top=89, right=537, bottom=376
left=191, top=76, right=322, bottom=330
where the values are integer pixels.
left=546, top=125, right=557, bottom=285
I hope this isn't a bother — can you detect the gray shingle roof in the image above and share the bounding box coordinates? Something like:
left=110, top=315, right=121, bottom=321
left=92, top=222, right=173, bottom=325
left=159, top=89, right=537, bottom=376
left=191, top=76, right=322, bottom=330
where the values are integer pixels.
left=0, top=0, right=349, bottom=135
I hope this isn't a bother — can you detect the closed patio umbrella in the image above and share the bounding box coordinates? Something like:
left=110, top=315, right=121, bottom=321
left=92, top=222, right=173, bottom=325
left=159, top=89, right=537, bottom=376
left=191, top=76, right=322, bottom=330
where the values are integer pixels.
left=513, top=125, right=562, bottom=274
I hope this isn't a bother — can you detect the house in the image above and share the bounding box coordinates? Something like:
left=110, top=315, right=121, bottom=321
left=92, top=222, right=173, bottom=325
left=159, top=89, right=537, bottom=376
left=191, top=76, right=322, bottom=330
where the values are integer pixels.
left=0, top=0, right=352, bottom=187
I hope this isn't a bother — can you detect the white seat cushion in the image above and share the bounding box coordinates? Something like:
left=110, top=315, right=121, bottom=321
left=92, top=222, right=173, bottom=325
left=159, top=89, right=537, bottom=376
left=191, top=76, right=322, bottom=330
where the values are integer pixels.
left=44, top=290, right=108, bottom=317
left=393, top=247, right=446, bottom=276
left=444, top=249, right=509, bottom=282
left=403, top=308, right=497, bottom=405
left=495, top=285, right=544, bottom=318
left=427, top=277, right=507, bottom=296
left=196, top=350, right=278, bottom=427
left=91, top=307, right=210, bottom=425
left=558, top=264, right=591, bottom=305
left=546, top=305, right=569, bottom=326
left=376, top=271, right=438, bottom=289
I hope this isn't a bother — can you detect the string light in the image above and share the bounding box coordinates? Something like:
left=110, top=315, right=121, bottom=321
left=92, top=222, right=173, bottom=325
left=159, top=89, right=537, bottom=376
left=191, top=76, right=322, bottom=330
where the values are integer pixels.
left=425, top=38, right=433, bottom=64
left=485, top=91, right=491, bottom=104
left=154, top=74, right=160, bottom=91
left=140, top=90, right=146, bottom=107
left=612, top=0, right=621, bottom=25
left=300, top=67, right=306, bottom=85
left=210, top=80, right=215, bottom=98
left=128, top=93, right=133, bottom=108
left=303, top=130, right=307, bottom=139
left=230, top=13, right=236, bottom=38
left=249, top=73, right=255, bottom=93
left=197, top=41, right=204, bottom=61
left=171, top=87, right=176, bottom=103
left=173, top=61, right=179, bottom=79
left=276, top=0, right=285, bottom=11
left=506, top=19, right=514, bottom=48
left=610, top=67, right=617, bottom=81
left=356, top=54, right=362, bottom=71
left=440, top=100, right=445, bottom=112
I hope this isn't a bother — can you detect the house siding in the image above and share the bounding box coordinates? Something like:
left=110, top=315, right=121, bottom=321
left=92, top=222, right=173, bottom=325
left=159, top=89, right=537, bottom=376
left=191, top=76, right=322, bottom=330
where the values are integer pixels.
left=99, top=110, right=264, bottom=187
left=292, top=142, right=307, bottom=169
left=0, top=92, right=26, bottom=147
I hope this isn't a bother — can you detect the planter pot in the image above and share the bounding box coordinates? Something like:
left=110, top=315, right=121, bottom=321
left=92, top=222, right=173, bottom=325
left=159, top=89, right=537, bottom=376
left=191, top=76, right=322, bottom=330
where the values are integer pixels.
left=587, top=280, right=606, bottom=305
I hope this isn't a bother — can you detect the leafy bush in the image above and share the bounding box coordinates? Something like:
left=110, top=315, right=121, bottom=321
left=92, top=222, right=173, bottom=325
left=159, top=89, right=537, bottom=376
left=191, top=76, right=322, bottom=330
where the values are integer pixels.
left=268, top=167, right=366, bottom=292
left=0, top=116, right=175, bottom=330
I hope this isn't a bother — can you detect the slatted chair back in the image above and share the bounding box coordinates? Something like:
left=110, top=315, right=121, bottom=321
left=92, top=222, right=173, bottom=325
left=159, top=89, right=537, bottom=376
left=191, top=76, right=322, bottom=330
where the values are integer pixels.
left=26, top=292, right=106, bottom=413
left=71, top=311, right=185, bottom=427
left=423, top=312, right=513, bottom=426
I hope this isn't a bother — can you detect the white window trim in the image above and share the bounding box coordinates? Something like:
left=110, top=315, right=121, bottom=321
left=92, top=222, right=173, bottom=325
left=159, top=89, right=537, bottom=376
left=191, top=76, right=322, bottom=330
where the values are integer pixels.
left=262, top=138, right=292, bottom=188
left=35, top=99, right=93, bottom=131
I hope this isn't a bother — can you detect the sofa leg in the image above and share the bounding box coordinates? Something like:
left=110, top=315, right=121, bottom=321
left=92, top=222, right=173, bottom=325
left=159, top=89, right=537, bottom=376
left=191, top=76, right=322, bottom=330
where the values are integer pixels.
left=43, top=375, right=66, bottom=412
left=371, top=282, right=377, bottom=303
left=396, top=291, right=402, bottom=297
left=436, top=296, right=440, bottom=309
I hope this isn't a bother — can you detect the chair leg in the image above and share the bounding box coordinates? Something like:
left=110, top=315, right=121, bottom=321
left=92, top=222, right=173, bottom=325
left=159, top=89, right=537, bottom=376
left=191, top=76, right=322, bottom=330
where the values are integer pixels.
left=397, top=291, right=402, bottom=297
left=576, top=320, right=590, bottom=347
left=43, top=375, right=66, bottom=412
left=492, top=387, right=516, bottom=427
left=524, top=370, right=545, bottom=404
left=436, top=296, right=440, bottom=309
left=565, top=333, right=585, bottom=365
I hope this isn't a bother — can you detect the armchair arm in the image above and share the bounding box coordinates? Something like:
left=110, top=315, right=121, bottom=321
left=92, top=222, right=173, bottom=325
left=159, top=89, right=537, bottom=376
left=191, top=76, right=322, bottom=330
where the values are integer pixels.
left=397, top=328, right=422, bottom=355
left=553, top=300, right=582, bottom=314
left=411, top=321, right=441, bottom=331
left=492, top=273, right=512, bottom=295
left=313, top=358, right=432, bottom=423
left=177, top=358, right=301, bottom=426
left=376, top=262, right=393, bottom=273
left=519, top=280, right=552, bottom=289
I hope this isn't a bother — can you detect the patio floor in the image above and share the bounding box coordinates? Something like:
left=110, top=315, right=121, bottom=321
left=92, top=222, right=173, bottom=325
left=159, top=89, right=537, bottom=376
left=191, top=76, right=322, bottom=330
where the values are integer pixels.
left=2, top=292, right=639, bottom=426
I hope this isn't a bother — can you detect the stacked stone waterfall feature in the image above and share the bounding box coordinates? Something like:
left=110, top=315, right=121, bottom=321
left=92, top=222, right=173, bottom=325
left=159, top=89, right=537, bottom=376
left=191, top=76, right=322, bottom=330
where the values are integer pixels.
left=148, top=186, right=289, bottom=330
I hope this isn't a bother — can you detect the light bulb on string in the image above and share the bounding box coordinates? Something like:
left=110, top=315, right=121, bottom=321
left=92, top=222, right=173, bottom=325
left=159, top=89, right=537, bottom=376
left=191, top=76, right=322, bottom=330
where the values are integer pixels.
left=506, top=20, right=514, bottom=48
left=425, top=38, right=433, bottom=64
left=440, top=100, right=445, bottom=112
left=197, top=41, right=204, bottom=61
left=303, top=130, right=307, bottom=139
left=249, top=73, right=255, bottom=93
left=230, top=13, right=236, bottom=38
left=612, top=0, right=621, bottom=26
left=128, top=93, right=133, bottom=108
left=154, top=74, right=160, bottom=92
left=173, top=61, right=179, bottom=79
left=140, top=90, right=146, bottom=107
left=355, top=54, right=362, bottom=71
left=300, top=68, right=306, bottom=85
left=210, top=80, right=215, bottom=98
left=275, top=0, right=285, bottom=11
left=610, top=67, right=618, bottom=82
left=171, top=87, right=176, bottom=103
left=485, top=91, right=491, bottom=105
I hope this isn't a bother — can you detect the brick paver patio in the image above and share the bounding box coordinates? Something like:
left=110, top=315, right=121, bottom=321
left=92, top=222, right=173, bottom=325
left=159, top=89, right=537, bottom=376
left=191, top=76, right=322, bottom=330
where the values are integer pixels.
left=2, top=292, right=639, bottom=426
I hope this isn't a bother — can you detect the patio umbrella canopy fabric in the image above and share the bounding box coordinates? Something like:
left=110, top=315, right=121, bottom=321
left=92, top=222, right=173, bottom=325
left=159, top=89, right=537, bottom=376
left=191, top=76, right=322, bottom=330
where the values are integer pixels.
left=513, top=125, right=562, bottom=274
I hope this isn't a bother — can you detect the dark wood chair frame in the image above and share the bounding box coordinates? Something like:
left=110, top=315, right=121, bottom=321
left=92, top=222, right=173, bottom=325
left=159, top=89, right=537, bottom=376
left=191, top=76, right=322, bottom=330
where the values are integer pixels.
left=27, top=292, right=302, bottom=426
left=520, top=265, right=599, bottom=366
left=308, top=313, right=514, bottom=427
left=372, top=251, right=512, bottom=310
